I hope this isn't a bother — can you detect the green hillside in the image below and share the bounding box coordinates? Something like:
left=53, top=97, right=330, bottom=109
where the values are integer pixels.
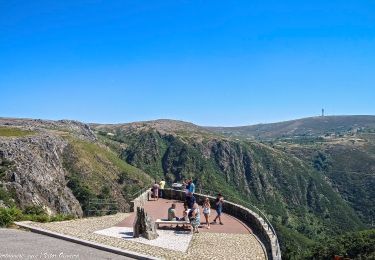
left=62, top=137, right=152, bottom=214
left=92, top=122, right=367, bottom=258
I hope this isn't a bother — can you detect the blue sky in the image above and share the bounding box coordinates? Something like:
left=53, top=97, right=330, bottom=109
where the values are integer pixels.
left=1, top=0, right=374, bottom=126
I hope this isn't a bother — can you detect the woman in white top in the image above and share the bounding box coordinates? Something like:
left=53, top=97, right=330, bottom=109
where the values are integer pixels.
left=202, top=197, right=211, bottom=229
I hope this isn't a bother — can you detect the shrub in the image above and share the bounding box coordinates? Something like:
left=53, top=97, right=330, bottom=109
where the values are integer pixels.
left=0, top=207, right=23, bottom=227
left=0, top=208, right=12, bottom=227
left=23, top=205, right=45, bottom=215
left=0, top=187, right=16, bottom=207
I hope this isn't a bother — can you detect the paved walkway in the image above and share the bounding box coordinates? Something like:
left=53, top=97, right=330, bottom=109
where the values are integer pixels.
left=116, top=198, right=252, bottom=234
left=24, top=199, right=266, bottom=260
left=0, top=228, right=132, bottom=260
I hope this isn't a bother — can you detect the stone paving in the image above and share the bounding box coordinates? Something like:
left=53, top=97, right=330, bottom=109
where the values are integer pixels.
left=188, top=232, right=266, bottom=260
left=27, top=213, right=266, bottom=259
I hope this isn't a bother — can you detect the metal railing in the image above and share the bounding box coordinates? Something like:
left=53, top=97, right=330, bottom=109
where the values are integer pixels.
left=86, top=198, right=119, bottom=216
left=195, top=187, right=280, bottom=257
left=129, top=185, right=152, bottom=201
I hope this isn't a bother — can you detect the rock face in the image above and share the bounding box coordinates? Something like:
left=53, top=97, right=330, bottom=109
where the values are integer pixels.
left=0, top=117, right=90, bottom=217
left=0, top=133, right=83, bottom=216
left=133, top=207, right=158, bottom=240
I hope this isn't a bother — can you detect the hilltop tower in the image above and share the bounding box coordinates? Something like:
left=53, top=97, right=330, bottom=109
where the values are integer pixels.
left=322, top=108, right=325, bottom=117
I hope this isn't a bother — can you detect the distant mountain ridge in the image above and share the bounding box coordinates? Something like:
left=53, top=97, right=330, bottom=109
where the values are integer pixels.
left=206, top=115, right=375, bottom=140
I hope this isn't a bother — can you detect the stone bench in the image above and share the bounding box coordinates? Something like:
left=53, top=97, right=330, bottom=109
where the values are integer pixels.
left=155, top=219, right=190, bottom=229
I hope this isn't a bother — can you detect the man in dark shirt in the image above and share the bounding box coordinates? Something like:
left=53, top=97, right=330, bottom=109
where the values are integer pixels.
left=186, top=192, right=196, bottom=209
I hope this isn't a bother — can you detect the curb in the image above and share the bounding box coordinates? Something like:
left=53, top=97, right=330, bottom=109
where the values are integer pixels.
left=14, top=221, right=160, bottom=260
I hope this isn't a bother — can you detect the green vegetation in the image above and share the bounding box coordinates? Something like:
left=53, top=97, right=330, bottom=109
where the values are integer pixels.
left=0, top=127, right=35, bottom=137
left=95, top=126, right=366, bottom=259
left=62, top=137, right=152, bottom=215
left=307, top=229, right=375, bottom=259
left=275, top=223, right=315, bottom=259
left=0, top=189, right=75, bottom=227
left=0, top=206, right=74, bottom=227
left=0, top=187, right=16, bottom=208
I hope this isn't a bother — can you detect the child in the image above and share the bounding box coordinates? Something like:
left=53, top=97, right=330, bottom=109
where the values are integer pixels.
left=202, top=197, right=211, bottom=229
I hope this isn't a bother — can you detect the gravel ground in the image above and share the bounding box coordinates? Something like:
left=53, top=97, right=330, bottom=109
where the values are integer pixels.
left=27, top=213, right=266, bottom=260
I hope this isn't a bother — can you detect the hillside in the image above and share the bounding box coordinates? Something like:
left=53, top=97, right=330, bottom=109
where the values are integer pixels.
left=0, top=118, right=152, bottom=217
left=208, top=115, right=375, bottom=228
left=207, top=115, right=375, bottom=140
left=91, top=120, right=367, bottom=259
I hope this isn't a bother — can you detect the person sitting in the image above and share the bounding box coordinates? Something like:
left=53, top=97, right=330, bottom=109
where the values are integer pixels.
left=168, top=203, right=178, bottom=221
left=185, top=192, right=196, bottom=209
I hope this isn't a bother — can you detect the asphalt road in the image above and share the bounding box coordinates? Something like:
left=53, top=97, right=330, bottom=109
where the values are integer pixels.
left=0, top=228, right=134, bottom=260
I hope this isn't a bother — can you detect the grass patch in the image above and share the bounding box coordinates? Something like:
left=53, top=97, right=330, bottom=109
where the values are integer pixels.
left=0, top=127, right=35, bottom=137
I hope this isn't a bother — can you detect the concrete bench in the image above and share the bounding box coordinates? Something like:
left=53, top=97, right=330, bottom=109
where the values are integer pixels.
left=155, top=219, right=190, bottom=229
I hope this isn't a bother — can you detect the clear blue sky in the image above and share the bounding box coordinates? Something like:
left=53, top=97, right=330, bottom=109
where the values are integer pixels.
left=1, top=0, right=374, bottom=126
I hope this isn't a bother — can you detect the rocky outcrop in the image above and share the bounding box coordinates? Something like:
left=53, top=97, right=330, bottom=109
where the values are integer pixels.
left=133, top=207, right=158, bottom=240
left=0, top=134, right=83, bottom=216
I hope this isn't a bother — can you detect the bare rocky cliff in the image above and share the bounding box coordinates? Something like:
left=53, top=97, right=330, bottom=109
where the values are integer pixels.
left=0, top=134, right=83, bottom=216
left=0, top=118, right=151, bottom=217
left=0, top=118, right=98, bottom=217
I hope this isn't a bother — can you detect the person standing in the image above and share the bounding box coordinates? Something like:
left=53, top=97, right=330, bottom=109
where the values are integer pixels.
left=159, top=179, right=166, bottom=198
left=184, top=179, right=190, bottom=196
left=188, top=179, right=195, bottom=194
left=202, top=197, right=211, bottom=229
left=213, top=193, right=224, bottom=225
left=152, top=181, right=159, bottom=201
left=189, top=202, right=201, bottom=233
left=186, top=192, right=196, bottom=209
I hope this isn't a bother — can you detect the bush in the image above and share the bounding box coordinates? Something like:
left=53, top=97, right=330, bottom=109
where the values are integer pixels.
left=0, top=207, right=23, bottom=227
left=0, top=187, right=16, bottom=207
left=23, top=205, right=45, bottom=215
left=0, top=208, right=12, bottom=227
left=0, top=205, right=76, bottom=226
left=26, top=214, right=50, bottom=223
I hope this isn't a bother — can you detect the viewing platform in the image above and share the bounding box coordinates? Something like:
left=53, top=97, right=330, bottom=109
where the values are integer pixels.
left=15, top=188, right=280, bottom=259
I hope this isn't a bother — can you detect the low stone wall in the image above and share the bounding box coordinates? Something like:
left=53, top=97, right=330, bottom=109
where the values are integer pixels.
left=130, top=188, right=151, bottom=212
left=163, top=188, right=281, bottom=260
